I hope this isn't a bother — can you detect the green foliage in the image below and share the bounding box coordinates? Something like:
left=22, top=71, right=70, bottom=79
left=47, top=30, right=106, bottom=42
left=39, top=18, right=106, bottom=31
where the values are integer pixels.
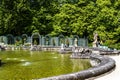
left=0, top=0, right=120, bottom=49
left=32, top=29, right=39, bottom=33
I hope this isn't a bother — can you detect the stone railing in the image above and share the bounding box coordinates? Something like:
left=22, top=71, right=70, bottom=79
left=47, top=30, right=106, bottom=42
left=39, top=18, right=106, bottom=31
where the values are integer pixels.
left=37, top=54, right=115, bottom=80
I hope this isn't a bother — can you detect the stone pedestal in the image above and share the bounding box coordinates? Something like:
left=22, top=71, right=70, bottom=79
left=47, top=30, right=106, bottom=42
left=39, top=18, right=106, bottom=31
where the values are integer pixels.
left=93, top=41, right=97, bottom=47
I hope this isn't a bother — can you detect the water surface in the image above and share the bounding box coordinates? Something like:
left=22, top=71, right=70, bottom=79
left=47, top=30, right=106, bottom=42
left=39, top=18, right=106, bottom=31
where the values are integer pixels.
left=0, top=50, right=91, bottom=79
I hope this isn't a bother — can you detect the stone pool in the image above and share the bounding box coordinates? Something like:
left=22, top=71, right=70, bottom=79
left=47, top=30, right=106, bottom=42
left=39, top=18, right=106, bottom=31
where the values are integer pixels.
left=0, top=51, right=91, bottom=79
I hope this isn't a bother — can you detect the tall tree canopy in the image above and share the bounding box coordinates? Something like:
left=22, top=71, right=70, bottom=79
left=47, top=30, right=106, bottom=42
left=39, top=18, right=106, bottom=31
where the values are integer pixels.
left=0, top=0, right=120, bottom=48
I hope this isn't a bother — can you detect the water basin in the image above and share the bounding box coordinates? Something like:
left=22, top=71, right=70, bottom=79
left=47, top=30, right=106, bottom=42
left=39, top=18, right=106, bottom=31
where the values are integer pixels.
left=0, top=50, right=91, bottom=79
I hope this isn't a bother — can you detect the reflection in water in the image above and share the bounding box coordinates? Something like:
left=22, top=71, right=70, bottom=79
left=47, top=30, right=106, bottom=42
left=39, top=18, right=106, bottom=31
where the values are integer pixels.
left=6, top=58, right=11, bottom=60
left=6, top=58, right=26, bottom=62
left=53, top=57, right=58, bottom=59
left=20, top=59, right=26, bottom=62
left=6, top=58, right=18, bottom=60
left=96, top=55, right=120, bottom=80
left=22, top=62, right=31, bottom=66
left=60, top=54, right=65, bottom=66
left=71, top=59, right=91, bottom=72
left=72, top=59, right=84, bottom=72
left=30, top=51, right=33, bottom=56
left=51, top=52, right=55, bottom=54
left=0, top=51, right=91, bottom=79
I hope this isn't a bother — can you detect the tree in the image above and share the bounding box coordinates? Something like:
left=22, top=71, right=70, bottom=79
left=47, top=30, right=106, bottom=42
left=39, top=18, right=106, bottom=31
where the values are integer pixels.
left=0, top=0, right=120, bottom=49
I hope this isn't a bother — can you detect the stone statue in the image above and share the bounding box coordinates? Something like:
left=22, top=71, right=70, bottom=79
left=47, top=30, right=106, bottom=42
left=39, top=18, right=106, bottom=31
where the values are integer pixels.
left=61, top=43, right=64, bottom=50
left=93, top=32, right=98, bottom=47
left=74, top=38, right=78, bottom=47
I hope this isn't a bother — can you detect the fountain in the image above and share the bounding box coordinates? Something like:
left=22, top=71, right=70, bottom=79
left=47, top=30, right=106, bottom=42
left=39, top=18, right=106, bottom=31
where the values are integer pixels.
left=0, top=33, right=118, bottom=80
left=71, top=47, right=92, bottom=59
left=0, top=51, right=91, bottom=79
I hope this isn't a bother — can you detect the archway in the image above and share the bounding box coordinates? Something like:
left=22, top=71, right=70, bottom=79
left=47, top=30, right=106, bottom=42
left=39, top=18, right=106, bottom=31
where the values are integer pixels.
left=58, top=34, right=65, bottom=46
left=0, top=36, right=7, bottom=44
left=31, top=33, right=41, bottom=45
left=44, top=35, right=51, bottom=46
left=22, top=34, right=28, bottom=45
left=15, top=36, right=22, bottom=46
left=72, top=35, right=79, bottom=46
left=7, top=34, right=15, bottom=44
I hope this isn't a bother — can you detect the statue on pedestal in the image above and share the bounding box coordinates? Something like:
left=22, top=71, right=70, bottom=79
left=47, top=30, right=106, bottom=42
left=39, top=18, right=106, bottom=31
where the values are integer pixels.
left=93, top=32, right=98, bottom=47
left=74, top=38, right=78, bottom=47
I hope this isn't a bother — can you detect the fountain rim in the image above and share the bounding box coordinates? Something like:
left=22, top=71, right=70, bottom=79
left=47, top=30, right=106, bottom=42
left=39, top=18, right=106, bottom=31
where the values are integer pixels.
left=36, top=53, right=116, bottom=80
